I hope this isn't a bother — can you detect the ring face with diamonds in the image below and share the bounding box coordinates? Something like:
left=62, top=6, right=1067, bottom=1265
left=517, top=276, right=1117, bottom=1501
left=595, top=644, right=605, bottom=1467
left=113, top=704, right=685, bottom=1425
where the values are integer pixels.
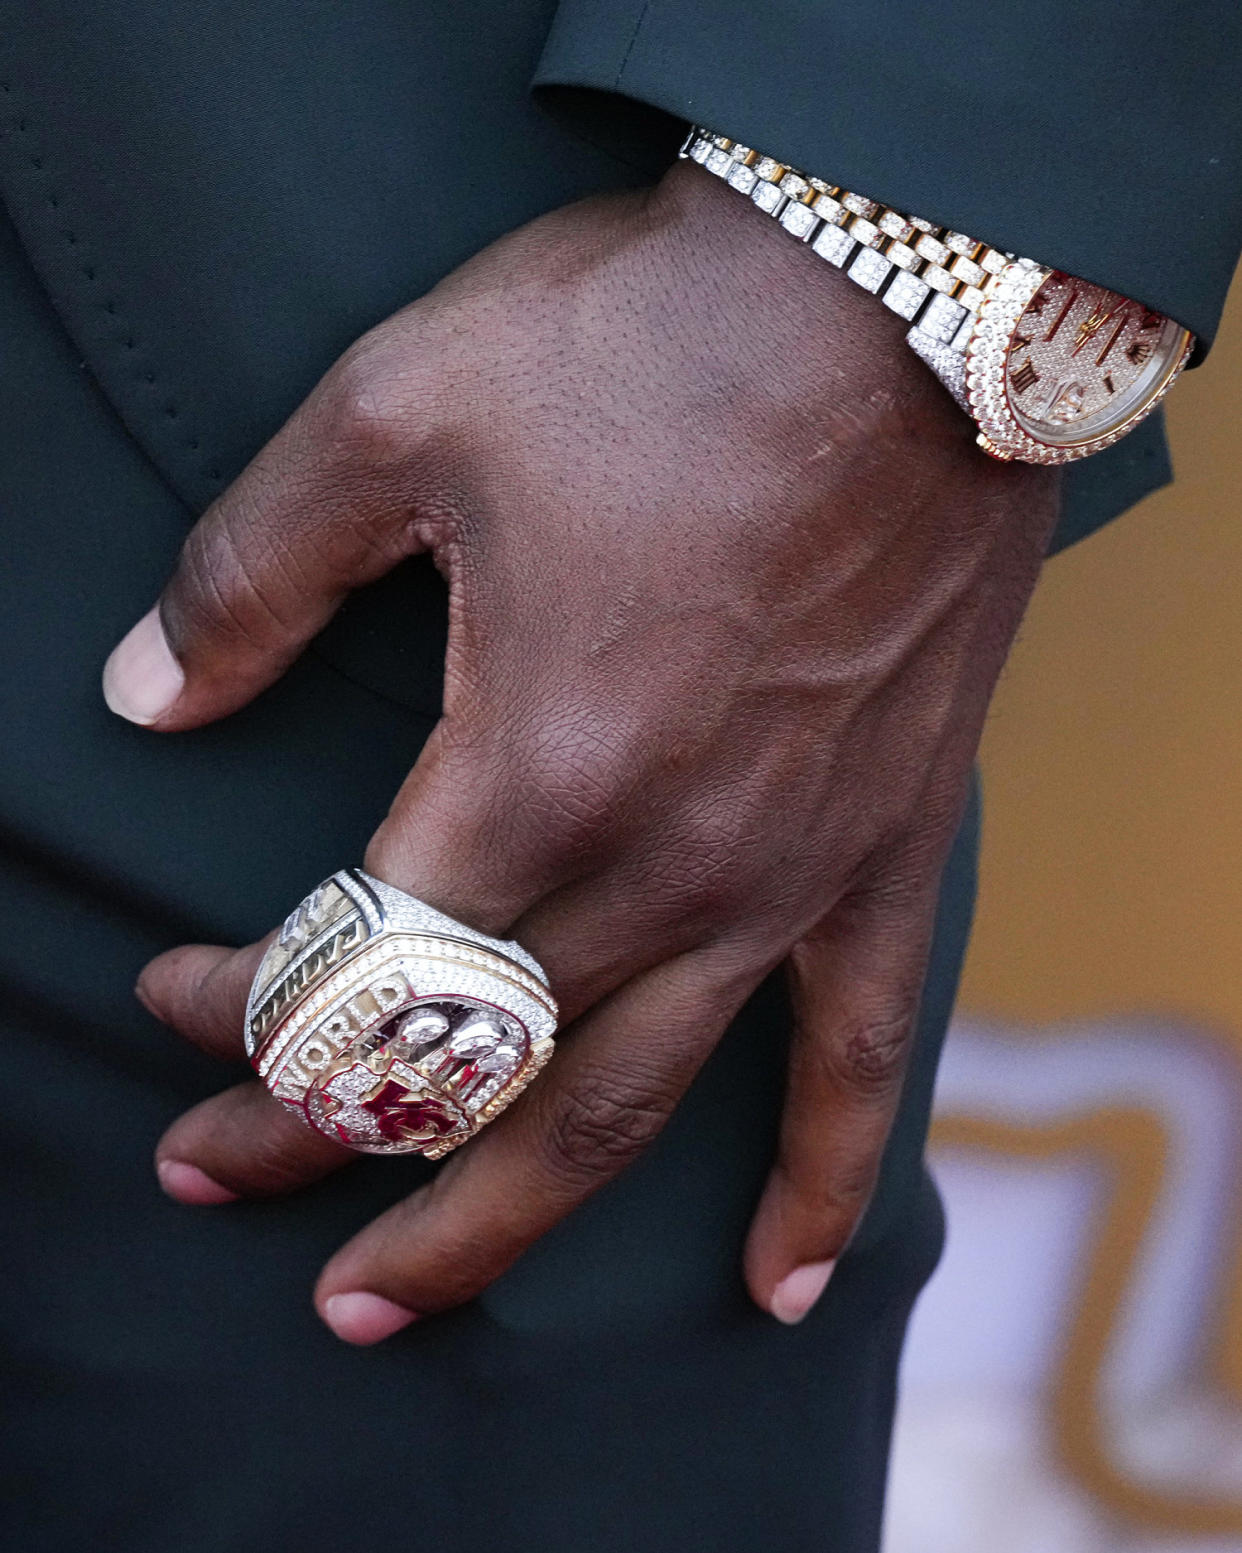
left=245, top=870, right=557, bottom=1157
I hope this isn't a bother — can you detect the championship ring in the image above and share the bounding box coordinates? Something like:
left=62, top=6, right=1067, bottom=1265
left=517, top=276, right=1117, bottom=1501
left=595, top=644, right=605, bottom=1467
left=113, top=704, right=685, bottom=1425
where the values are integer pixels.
left=245, top=869, right=557, bottom=1158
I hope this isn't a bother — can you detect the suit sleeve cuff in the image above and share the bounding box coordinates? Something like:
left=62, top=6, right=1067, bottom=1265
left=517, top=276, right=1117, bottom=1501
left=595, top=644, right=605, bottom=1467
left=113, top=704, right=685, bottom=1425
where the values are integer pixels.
left=534, top=0, right=1242, bottom=354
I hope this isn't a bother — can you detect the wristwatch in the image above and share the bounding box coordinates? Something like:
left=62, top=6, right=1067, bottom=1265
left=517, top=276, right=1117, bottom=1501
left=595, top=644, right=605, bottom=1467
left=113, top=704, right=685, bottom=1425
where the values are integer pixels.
left=682, top=128, right=1194, bottom=466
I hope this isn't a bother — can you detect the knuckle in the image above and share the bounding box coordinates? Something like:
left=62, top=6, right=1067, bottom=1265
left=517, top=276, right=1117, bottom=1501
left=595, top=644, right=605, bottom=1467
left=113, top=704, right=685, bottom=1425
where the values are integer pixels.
left=404, top=1201, right=512, bottom=1305
left=777, top=1151, right=878, bottom=1243
left=520, top=757, right=615, bottom=859
left=822, top=1154, right=883, bottom=1218
left=487, top=707, right=645, bottom=871
left=317, top=340, right=471, bottom=556
left=868, top=800, right=968, bottom=901
left=172, top=519, right=273, bottom=652
left=650, top=807, right=760, bottom=930
left=827, top=1011, right=914, bottom=1100
left=319, top=335, right=423, bottom=468
left=241, top=1125, right=334, bottom=1195
left=662, top=853, right=737, bottom=928
left=537, top=1065, right=675, bottom=1187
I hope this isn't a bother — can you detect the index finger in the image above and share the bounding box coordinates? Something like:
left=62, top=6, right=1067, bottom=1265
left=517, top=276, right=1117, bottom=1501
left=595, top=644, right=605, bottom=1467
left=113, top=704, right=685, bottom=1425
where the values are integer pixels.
left=137, top=939, right=269, bottom=1062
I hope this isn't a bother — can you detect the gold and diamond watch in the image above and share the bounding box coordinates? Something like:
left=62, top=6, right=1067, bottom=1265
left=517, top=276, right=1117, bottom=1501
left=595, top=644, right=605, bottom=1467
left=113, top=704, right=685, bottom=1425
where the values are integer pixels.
left=683, top=129, right=1194, bottom=465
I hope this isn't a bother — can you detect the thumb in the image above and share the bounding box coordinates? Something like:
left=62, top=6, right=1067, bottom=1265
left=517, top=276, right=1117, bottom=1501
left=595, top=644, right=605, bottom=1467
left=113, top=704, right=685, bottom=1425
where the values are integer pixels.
left=102, top=337, right=446, bottom=731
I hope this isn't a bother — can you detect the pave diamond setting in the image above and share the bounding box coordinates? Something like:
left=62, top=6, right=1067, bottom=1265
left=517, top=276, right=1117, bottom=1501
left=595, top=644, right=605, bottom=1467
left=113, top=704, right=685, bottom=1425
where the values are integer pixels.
left=841, top=192, right=879, bottom=218
left=780, top=200, right=819, bottom=240
left=878, top=210, right=915, bottom=243
left=811, top=223, right=856, bottom=267
left=918, top=291, right=970, bottom=343
left=963, top=262, right=1194, bottom=463
left=752, top=179, right=785, bottom=215
left=812, top=193, right=846, bottom=224
left=884, top=269, right=932, bottom=321
left=248, top=871, right=557, bottom=1157
left=847, top=247, right=893, bottom=294
left=727, top=162, right=758, bottom=195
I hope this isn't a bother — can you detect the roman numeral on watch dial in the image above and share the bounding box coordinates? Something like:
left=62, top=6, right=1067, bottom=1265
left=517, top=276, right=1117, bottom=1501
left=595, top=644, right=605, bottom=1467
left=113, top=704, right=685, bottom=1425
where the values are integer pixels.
left=1010, top=360, right=1041, bottom=394
left=1044, top=289, right=1079, bottom=342
left=1095, top=312, right=1130, bottom=366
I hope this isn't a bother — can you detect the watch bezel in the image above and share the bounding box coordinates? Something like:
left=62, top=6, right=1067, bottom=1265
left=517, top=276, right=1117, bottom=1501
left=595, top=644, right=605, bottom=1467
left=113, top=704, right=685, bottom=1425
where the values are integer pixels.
left=964, top=262, right=1193, bottom=464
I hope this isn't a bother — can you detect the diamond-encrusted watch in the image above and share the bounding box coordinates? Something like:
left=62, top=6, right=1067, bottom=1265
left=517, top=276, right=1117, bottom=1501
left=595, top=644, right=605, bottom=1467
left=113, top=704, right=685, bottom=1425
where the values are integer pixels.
left=683, top=129, right=1194, bottom=465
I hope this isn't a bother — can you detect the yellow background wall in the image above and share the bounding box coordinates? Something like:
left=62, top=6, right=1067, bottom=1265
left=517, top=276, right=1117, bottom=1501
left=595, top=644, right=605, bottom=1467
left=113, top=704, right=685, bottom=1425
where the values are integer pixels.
left=960, top=274, right=1242, bottom=1387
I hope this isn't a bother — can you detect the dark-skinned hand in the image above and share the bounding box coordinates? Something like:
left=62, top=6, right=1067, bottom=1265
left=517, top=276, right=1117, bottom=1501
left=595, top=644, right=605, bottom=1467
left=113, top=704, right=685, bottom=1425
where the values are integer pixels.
left=105, top=160, right=1059, bottom=1344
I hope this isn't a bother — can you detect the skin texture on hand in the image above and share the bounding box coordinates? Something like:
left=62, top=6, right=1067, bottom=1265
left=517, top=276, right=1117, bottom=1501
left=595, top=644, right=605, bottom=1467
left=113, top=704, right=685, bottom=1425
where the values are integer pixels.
left=110, top=160, right=1059, bottom=1341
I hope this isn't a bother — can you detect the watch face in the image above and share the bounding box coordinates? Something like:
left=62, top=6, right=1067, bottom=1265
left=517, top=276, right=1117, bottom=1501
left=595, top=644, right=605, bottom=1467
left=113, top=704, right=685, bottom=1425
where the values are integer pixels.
left=965, top=264, right=1193, bottom=464
left=1004, top=273, right=1190, bottom=447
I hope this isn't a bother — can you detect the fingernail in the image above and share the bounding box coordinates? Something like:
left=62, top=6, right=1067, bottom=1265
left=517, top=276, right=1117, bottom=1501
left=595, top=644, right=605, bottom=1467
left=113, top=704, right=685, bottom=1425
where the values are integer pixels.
left=322, top=1292, right=419, bottom=1345
left=770, top=1260, right=836, bottom=1324
left=157, top=1159, right=239, bottom=1205
left=133, top=975, right=161, bottom=1019
left=103, top=606, right=184, bottom=724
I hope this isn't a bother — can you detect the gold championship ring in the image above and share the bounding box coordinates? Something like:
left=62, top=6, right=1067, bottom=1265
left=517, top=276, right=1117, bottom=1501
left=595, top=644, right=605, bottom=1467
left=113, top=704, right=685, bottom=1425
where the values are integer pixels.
left=245, top=869, right=557, bottom=1158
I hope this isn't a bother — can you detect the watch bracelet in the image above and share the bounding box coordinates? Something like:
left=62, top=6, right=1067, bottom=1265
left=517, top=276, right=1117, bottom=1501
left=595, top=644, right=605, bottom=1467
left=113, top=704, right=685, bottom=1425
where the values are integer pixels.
left=680, top=126, right=1039, bottom=411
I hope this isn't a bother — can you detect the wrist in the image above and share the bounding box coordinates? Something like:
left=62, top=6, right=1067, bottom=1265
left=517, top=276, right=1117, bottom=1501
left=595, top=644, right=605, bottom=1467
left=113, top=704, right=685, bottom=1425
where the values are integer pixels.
left=645, top=155, right=1058, bottom=596
left=650, top=158, right=976, bottom=450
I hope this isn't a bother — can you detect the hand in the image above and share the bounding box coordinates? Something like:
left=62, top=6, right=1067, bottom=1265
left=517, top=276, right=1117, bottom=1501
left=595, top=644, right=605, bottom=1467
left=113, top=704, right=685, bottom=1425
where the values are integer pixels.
left=114, top=161, right=1059, bottom=1342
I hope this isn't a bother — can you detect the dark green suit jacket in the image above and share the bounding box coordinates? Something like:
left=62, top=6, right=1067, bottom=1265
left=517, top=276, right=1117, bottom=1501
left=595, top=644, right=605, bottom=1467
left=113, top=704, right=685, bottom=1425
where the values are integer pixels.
left=0, top=6, right=1237, bottom=1550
